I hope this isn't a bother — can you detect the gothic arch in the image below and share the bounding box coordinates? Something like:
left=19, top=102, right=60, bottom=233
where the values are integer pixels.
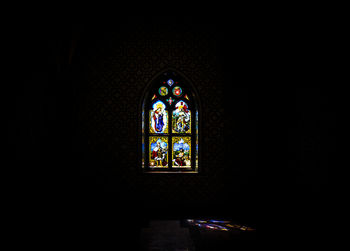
left=140, top=69, right=201, bottom=173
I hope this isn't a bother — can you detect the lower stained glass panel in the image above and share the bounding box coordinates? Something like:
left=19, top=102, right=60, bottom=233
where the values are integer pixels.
left=149, top=137, right=168, bottom=168
left=172, top=136, right=191, bottom=168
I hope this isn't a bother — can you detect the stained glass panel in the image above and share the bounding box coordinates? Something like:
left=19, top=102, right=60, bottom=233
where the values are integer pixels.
left=172, top=100, right=191, bottom=133
left=149, top=100, right=168, bottom=134
left=167, top=79, right=174, bottom=86
left=149, top=137, right=168, bottom=168
left=172, top=86, right=182, bottom=97
left=158, top=86, right=168, bottom=96
left=172, top=137, right=191, bottom=168
left=166, top=97, right=174, bottom=105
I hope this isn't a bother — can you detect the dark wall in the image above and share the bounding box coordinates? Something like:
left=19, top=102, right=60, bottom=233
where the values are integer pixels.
left=69, top=18, right=254, bottom=220
left=8, top=17, right=334, bottom=233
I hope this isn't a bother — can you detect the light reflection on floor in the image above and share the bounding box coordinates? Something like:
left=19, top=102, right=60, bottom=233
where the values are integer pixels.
left=186, top=219, right=256, bottom=232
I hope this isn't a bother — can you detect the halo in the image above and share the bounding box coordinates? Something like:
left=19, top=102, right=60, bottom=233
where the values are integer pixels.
left=153, top=100, right=166, bottom=111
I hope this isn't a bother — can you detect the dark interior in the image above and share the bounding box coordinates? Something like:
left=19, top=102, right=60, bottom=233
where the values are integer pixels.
left=8, top=16, right=333, bottom=249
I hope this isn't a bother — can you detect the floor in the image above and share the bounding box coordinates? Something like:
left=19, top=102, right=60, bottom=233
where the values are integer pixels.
left=27, top=213, right=256, bottom=250
left=140, top=219, right=256, bottom=251
left=141, top=220, right=195, bottom=251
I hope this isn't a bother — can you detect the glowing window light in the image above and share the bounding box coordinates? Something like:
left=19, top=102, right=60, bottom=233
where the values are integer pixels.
left=186, top=219, right=255, bottom=232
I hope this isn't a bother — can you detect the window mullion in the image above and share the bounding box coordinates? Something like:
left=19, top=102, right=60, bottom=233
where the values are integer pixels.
left=169, top=107, right=172, bottom=170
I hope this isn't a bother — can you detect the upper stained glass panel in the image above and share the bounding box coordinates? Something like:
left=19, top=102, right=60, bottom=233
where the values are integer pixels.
left=150, top=100, right=168, bottom=134
left=172, top=100, right=191, bottom=133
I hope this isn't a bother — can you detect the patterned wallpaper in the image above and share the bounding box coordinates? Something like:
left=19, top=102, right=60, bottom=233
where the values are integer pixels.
left=74, top=24, right=226, bottom=205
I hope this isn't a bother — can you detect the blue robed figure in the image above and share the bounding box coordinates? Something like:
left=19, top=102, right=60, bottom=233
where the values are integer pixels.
left=152, top=102, right=165, bottom=132
left=155, top=112, right=164, bottom=132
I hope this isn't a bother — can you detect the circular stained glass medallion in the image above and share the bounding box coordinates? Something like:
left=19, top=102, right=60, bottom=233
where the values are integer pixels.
left=172, top=86, right=182, bottom=97
left=158, top=86, right=168, bottom=96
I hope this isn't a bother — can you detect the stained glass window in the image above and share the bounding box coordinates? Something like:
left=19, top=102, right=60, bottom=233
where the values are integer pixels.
left=141, top=70, right=199, bottom=173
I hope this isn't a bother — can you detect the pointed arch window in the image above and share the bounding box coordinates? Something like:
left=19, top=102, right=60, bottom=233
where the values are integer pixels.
left=141, top=70, right=199, bottom=173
